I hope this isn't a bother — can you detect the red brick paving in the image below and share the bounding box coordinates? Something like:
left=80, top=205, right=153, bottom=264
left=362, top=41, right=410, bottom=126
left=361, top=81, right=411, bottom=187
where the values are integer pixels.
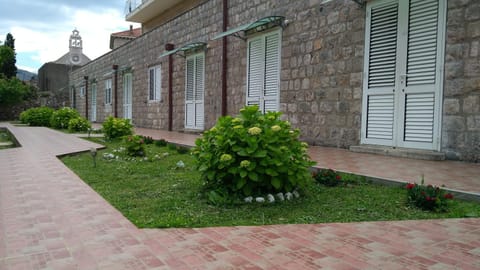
left=1, top=123, right=479, bottom=269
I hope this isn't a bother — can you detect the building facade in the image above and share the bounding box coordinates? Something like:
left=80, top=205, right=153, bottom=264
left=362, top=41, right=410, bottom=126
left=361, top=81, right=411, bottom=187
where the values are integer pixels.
left=70, top=0, right=480, bottom=162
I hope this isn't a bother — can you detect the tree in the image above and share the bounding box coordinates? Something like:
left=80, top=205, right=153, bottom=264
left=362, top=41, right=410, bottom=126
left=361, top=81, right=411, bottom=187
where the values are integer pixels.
left=0, top=75, right=31, bottom=105
left=0, top=33, right=17, bottom=78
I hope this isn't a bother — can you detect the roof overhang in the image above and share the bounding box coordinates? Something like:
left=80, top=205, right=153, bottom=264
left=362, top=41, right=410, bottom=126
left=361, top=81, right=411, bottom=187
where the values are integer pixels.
left=213, top=16, right=286, bottom=40
left=159, top=42, right=207, bottom=58
left=126, top=0, right=183, bottom=23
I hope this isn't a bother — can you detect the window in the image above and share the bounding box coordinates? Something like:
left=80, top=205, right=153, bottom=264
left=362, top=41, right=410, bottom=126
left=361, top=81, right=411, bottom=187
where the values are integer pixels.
left=70, top=86, right=76, bottom=109
left=148, top=65, right=161, bottom=101
left=105, top=79, right=112, bottom=104
left=80, top=86, right=85, bottom=97
left=246, top=29, right=281, bottom=113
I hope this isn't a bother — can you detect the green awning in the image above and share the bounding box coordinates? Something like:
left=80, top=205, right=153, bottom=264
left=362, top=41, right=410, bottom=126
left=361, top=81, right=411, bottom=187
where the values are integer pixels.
left=213, top=16, right=285, bottom=40
left=159, top=42, right=207, bottom=58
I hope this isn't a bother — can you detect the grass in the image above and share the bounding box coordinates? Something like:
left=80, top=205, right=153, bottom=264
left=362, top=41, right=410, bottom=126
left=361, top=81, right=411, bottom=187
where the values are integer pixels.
left=0, top=129, right=16, bottom=149
left=61, top=137, right=480, bottom=228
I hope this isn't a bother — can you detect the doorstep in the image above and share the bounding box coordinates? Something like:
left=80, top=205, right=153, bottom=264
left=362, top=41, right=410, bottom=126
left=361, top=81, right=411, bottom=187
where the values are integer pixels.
left=349, top=144, right=446, bottom=161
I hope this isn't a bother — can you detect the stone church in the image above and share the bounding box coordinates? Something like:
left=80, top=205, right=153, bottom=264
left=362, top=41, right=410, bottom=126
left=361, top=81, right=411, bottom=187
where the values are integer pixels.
left=37, top=29, right=90, bottom=107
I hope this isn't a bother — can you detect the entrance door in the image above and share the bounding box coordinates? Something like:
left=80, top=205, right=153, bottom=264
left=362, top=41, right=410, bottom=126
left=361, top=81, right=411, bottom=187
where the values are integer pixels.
left=185, top=53, right=204, bottom=130
left=361, top=0, right=445, bottom=150
left=123, top=73, right=132, bottom=120
left=91, top=84, right=97, bottom=122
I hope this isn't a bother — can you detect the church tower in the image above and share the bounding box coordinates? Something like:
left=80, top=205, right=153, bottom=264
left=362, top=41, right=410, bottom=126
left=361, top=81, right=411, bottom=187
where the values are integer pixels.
left=69, top=29, right=83, bottom=65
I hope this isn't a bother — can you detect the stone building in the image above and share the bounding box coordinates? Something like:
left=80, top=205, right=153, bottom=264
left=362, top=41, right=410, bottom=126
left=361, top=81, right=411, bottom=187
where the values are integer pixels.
left=110, top=25, right=142, bottom=50
left=69, top=0, right=480, bottom=162
left=38, top=29, right=90, bottom=107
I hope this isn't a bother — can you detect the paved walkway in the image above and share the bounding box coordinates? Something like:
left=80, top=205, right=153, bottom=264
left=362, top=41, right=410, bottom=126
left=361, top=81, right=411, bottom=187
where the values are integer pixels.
left=1, top=123, right=479, bottom=269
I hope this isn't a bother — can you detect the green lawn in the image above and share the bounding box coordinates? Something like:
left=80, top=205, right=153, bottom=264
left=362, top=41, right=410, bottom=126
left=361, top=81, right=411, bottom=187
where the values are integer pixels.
left=61, top=138, right=480, bottom=228
left=0, top=129, right=16, bottom=149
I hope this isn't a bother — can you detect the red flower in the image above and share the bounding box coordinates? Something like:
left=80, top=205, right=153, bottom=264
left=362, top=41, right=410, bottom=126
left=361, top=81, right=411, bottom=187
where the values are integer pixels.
left=444, top=193, right=454, bottom=199
left=406, top=183, right=415, bottom=190
left=425, top=196, right=432, bottom=201
left=336, top=175, right=342, bottom=181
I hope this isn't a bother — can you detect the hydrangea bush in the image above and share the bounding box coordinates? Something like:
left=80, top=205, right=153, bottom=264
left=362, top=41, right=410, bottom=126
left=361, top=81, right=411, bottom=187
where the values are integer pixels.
left=50, top=107, right=80, bottom=129
left=19, top=107, right=55, bottom=126
left=102, top=116, right=133, bottom=139
left=68, top=117, right=91, bottom=132
left=192, top=105, right=315, bottom=197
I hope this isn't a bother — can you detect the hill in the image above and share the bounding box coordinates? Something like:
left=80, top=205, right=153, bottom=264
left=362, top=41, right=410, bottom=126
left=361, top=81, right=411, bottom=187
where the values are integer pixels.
left=16, top=69, right=37, bottom=81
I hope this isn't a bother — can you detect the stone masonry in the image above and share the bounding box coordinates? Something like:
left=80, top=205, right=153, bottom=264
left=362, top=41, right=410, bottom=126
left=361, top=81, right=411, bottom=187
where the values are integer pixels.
left=70, top=0, right=480, bottom=162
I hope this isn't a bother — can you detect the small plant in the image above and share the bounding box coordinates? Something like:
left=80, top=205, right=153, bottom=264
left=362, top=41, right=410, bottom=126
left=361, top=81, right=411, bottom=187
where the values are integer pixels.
left=141, top=136, right=154, bottom=144
left=19, top=107, right=55, bottom=126
left=50, top=107, right=80, bottom=129
left=167, top=142, right=177, bottom=150
left=154, top=139, right=168, bottom=147
left=192, top=105, right=315, bottom=198
left=68, top=117, right=91, bottom=132
left=124, top=135, right=146, bottom=157
left=176, top=145, right=190, bottom=154
left=406, top=178, right=454, bottom=212
left=102, top=116, right=133, bottom=139
left=314, top=168, right=342, bottom=187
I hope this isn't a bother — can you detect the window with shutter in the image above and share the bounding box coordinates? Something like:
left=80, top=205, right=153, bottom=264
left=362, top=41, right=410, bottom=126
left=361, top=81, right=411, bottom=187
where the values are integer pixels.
left=361, top=0, right=445, bottom=150
left=185, top=53, right=204, bottom=130
left=148, top=65, right=161, bottom=101
left=246, top=29, right=281, bottom=113
left=105, top=79, right=112, bottom=105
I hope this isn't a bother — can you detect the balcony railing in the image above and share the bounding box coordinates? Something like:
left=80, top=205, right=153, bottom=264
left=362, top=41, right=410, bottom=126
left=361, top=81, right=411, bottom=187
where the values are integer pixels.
left=124, top=0, right=143, bottom=17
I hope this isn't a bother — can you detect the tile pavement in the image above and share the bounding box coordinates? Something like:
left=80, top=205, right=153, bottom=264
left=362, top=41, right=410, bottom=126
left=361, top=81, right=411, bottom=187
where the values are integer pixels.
left=0, top=122, right=479, bottom=269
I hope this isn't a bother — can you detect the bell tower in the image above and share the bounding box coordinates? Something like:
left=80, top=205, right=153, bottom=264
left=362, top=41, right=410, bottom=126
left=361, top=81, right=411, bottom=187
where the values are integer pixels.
left=69, top=29, right=83, bottom=65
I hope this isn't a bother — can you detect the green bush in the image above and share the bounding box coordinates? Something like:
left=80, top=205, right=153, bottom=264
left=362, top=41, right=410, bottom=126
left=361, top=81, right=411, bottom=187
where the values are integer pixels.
left=192, top=105, right=315, bottom=197
left=124, top=135, right=145, bottom=157
left=19, top=107, right=55, bottom=126
left=68, top=117, right=91, bottom=132
left=314, top=168, right=342, bottom=187
left=176, top=145, right=190, bottom=154
left=102, top=116, right=133, bottom=139
left=50, top=107, right=80, bottom=129
left=141, top=135, right=154, bottom=144
left=406, top=179, right=454, bottom=212
left=154, top=139, right=167, bottom=147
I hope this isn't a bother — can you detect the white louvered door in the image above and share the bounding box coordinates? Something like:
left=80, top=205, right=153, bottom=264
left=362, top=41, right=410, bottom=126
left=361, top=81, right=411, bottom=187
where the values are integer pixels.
left=246, top=29, right=281, bottom=113
left=185, top=53, right=204, bottom=130
left=361, top=0, right=445, bottom=150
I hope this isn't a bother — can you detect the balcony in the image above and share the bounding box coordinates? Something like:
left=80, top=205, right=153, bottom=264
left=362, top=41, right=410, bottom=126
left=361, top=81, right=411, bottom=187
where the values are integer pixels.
left=125, top=0, right=183, bottom=24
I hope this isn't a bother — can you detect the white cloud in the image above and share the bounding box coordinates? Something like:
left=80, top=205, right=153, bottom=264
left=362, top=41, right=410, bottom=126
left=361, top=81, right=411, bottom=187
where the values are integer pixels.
left=6, top=6, right=138, bottom=72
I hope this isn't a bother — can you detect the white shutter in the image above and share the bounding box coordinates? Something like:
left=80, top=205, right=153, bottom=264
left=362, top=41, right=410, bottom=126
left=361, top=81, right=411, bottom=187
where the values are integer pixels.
left=404, top=93, right=434, bottom=142
left=185, top=53, right=204, bottom=130
left=264, top=32, right=280, bottom=112
left=366, top=94, right=394, bottom=140
left=247, top=38, right=263, bottom=107
left=195, top=54, right=204, bottom=129
left=367, top=1, right=398, bottom=88
left=406, top=0, right=438, bottom=86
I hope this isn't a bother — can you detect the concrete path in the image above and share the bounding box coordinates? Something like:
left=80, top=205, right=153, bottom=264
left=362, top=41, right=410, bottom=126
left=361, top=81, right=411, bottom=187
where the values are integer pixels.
left=1, top=123, right=479, bottom=269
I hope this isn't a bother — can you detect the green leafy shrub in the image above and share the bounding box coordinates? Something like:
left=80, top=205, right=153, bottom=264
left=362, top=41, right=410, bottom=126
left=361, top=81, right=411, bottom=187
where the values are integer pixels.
left=176, top=145, right=190, bottom=154
left=314, top=168, right=342, bottom=187
left=406, top=179, right=454, bottom=212
left=192, top=105, right=315, bottom=197
left=124, top=135, right=146, bottom=157
left=50, top=107, right=80, bottom=129
left=19, top=107, right=55, bottom=126
left=154, top=139, right=167, bottom=147
left=141, top=135, right=154, bottom=144
left=68, top=117, right=91, bottom=132
left=102, top=116, right=133, bottom=139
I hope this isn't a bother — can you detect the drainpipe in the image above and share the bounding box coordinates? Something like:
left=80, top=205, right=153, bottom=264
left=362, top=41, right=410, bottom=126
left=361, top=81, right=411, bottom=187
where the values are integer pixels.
left=221, top=0, right=228, bottom=116
left=165, top=43, right=175, bottom=131
left=84, top=76, right=89, bottom=119
left=112, top=65, right=119, bottom=117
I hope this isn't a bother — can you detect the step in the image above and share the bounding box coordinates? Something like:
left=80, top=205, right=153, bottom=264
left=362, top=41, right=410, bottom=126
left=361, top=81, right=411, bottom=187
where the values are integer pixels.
left=349, top=144, right=445, bottom=161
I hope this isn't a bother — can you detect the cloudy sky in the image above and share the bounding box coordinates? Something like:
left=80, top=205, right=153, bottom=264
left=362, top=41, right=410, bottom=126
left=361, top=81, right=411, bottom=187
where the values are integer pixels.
left=0, top=0, right=139, bottom=73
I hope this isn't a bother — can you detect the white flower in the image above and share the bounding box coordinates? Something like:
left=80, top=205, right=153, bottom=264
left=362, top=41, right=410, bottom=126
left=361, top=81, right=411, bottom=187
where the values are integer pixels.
left=276, top=193, right=285, bottom=201
left=285, top=192, right=293, bottom=200
left=176, top=161, right=185, bottom=168
left=292, top=190, right=300, bottom=198
left=267, top=194, right=275, bottom=203
left=162, top=152, right=170, bottom=157
left=255, top=197, right=265, bottom=203
left=244, top=196, right=253, bottom=203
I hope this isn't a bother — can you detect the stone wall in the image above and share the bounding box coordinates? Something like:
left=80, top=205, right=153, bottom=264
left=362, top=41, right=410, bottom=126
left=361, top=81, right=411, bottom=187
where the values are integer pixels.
left=443, top=0, right=480, bottom=162
left=70, top=0, right=480, bottom=162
